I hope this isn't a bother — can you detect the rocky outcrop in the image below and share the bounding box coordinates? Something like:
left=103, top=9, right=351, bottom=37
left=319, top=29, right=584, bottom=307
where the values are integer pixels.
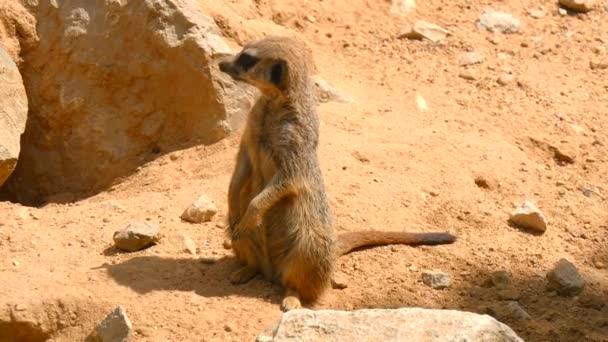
left=3, top=0, right=253, bottom=203
left=0, top=1, right=38, bottom=65
left=0, top=45, right=28, bottom=186
left=257, top=308, right=523, bottom=342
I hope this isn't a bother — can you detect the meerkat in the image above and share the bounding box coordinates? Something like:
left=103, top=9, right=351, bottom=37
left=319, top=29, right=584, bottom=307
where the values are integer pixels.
left=218, top=35, right=456, bottom=311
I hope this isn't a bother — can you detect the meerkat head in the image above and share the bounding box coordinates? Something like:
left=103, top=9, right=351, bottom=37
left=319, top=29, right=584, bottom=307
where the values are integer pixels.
left=219, top=36, right=313, bottom=97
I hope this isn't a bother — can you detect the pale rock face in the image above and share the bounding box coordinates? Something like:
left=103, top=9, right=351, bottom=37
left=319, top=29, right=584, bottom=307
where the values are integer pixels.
left=2, top=0, right=254, bottom=203
left=0, top=45, right=28, bottom=186
left=257, top=308, right=524, bottom=342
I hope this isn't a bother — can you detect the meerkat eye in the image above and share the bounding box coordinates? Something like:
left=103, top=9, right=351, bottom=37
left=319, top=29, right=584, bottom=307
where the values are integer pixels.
left=236, top=53, right=259, bottom=71
left=270, top=60, right=286, bottom=87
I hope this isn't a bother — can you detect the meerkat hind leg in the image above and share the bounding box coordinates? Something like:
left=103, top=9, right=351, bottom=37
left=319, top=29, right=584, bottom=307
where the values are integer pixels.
left=230, top=265, right=259, bottom=284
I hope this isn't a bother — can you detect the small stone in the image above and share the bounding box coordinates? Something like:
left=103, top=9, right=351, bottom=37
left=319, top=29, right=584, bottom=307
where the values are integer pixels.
left=509, top=201, right=547, bottom=232
left=12, top=261, right=19, bottom=266
left=552, top=145, right=576, bottom=164
left=113, top=222, right=160, bottom=252
left=422, top=270, right=451, bottom=289
left=458, top=52, right=484, bottom=66
left=390, top=0, right=417, bottom=14
left=14, top=304, right=27, bottom=311
left=222, top=238, right=232, bottom=250
left=559, top=0, right=597, bottom=13
left=224, top=325, right=233, bottom=332
left=135, top=328, right=152, bottom=337
left=592, top=256, right=606, bottom=269
left=181, top=194, right=218, bottom=223
left=477, top=8, right=521, bottom=34
left=429, top=190, right=440, bottom=197
left=459, top=70, right=477, bottom=80
left=92, top=306, right=133, bottom=342
left=474, top=176, right=492, bottom=189
left=331, top=273, right=349, bottom=289
left=99, top=201, right=126, bottom=213
left=490, top=271, right=512, bottom=289
left=398, top=20, right=449, bottom=42
left=488, top=301, right=531, bottom=321
left=415, top=93, right=428, bottom=112
left=592, top=46, right=606, bottom=55
left=304, top=15, right=316, bottom=23
left=497, top=74, right=515, bottom=86
left=579, top=187, right=593, bottom=197
left=547, top=258, right=585, bottom=296
left=312, top=76, right=354, bottom=104
left=558, top=8, right=568, bottom=16
left=528, top=7, right=546, bottom=18
left=168, top=233, right=197, bottom=254
left=590, top=59, right=608, bottom=70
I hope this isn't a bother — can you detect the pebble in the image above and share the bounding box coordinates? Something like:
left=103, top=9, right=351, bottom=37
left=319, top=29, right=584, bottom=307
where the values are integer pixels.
left=92, top=306, right=133, bottom=342
left=476, top=8, right=521, bottom=34
left=331, top=273, right=349, bottom=289
left=592, top=256, right=606, bottom=269
left=497, top=74, right=515, bottom=86
left=390, top=0, right=417, bottom=14
left=474, top=176, right=492, bottom=189
left=398, top=20, right=449, bottom=42
left=14, top=304, right=27, bottom=311
left=168, top=233, right=197, bottom=254
left=415, top=93, right=428, bottom=112
left=422, top=270, right=451, bottom=289
left=528, top=7, right=546, bottom=18
left=488, top=301, right=531, bottom=321
left=458, top=52, right=484, bottom=66
left=559, top=0, right=597, bottom=13
left=12, top=261, right=19, bottom=266
left=546, top=258, right=585, bottom=296
left=590, top=59, right=608, bottom=70
left=180, top=194, right=218, bottom=223
left=113, top=222, right=160, bottom=252
left=312, top=76, right=354, bottom=104
left=459, top=70, right=477, bottom=80
left=509, top=201, right=547, bottom=233
left=558, top=8, right=568, bottom=16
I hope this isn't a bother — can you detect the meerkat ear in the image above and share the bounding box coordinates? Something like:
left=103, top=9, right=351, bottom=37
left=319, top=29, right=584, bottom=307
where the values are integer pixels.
left=269, top=60, right=287, bottom=88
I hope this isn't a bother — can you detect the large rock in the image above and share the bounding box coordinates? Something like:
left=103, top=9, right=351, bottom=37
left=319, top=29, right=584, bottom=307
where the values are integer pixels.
left=0, top=1, right=38, bottom=64
left=0, top=45, right=28, bottom=186
left=3, top=0, right=253, bottom=203
left=559, top=0, right=598, bottom=13
left=257, top=308, right=524, bottom=342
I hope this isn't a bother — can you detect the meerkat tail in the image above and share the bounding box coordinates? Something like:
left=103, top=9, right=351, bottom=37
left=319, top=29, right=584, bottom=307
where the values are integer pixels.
left=336, top=231, right=456, bottom=256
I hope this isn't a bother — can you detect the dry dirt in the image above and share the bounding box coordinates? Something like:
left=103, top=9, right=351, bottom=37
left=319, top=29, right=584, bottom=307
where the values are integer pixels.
left=1, top=0, right=607, bottom=341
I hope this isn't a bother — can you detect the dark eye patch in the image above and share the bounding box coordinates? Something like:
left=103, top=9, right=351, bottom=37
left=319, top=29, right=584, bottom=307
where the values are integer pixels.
left=236, top=53, right=259, bottom=71
left=270, top=61, right=285, bottom=87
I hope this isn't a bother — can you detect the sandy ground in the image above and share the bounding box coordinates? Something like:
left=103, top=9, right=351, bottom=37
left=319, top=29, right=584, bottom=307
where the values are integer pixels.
left=1, top=0, right=607, bottom=341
